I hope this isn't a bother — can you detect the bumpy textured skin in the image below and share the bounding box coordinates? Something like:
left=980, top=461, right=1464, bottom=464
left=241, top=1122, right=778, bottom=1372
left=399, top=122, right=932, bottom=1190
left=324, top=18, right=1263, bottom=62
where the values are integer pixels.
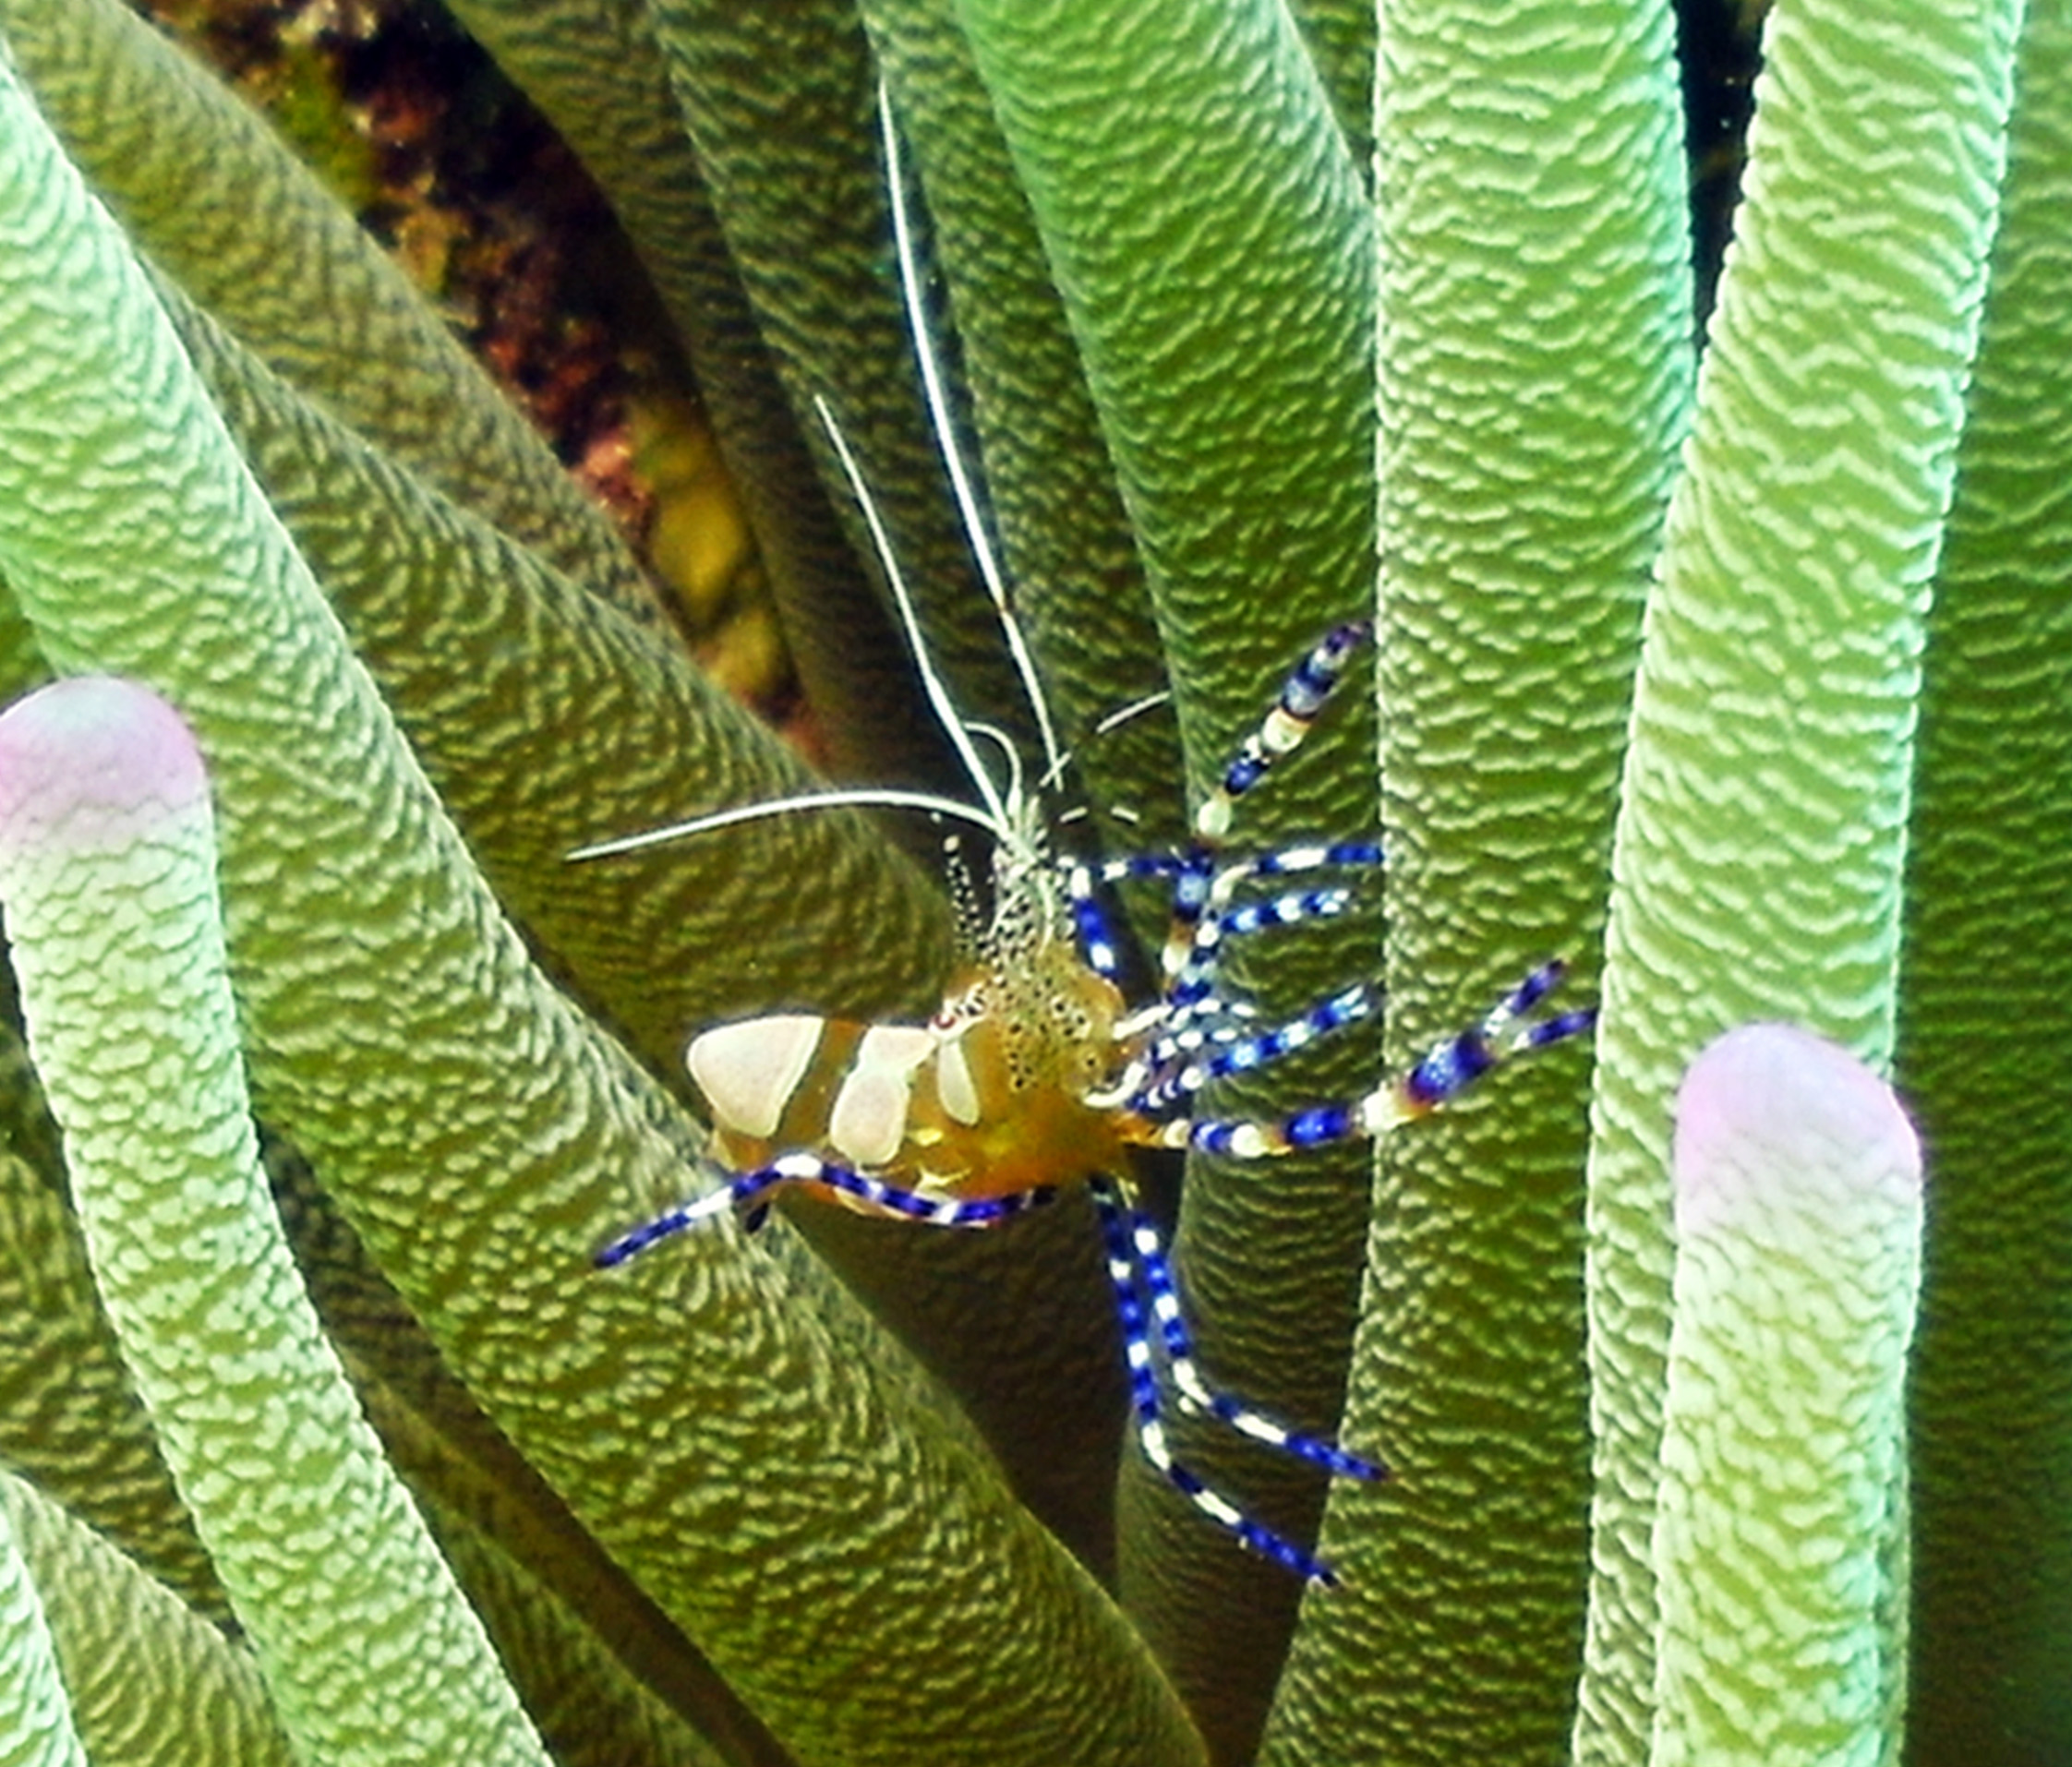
left=1, top=1462, right=294, bottom=1767
left=0, top=1014, right=222, bottom=1621
left=0, top=1466, right=87, bottom=1767
left=0, top=677, right=556, bottom=1767
left=1897, top=8, right=2072, bottom=1759
left=46, top=278, right=812, bottom=1760
left=644, top=0, right=1046, bottom=783
left=0, top=50, right=1205, bottom=1767
left=2, top=0, right=936, bottom=1051
left=1283, top=0, right=1376, bottom=181
left=1261, top=0, right=1693, bottom=1760
left=947, top=0, right=1379, bottom=1752
left=156, top=278, right=945, bottom=1062
left=1576, top=0, right=2023, bottom=1759
left=394, top=1472, right=741, bottom=1767
left=861, top=0, right=1184, bottom=853
left=639, top=0, right=1184, bottom=1585
left=1651, top=1027, right=1920, bottom=1767
left=0, top=0, right=663, bottom=630
left=144, top=201, right=1095, bottom=1701
left=319, top=1304, right=776, bottom=1767
left=440, top=0, right=947, bottom=791
left=460, top=0, right=1153, bottom=1576
left=859, top=0, right=1183, bottom=1570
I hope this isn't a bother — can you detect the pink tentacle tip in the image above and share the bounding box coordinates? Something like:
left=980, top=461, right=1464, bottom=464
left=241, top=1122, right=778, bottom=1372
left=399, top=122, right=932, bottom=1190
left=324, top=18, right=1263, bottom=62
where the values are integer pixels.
left=1671, top=1023, right=1921, bottom=1239
left=0, top=677, right=208, bottom=857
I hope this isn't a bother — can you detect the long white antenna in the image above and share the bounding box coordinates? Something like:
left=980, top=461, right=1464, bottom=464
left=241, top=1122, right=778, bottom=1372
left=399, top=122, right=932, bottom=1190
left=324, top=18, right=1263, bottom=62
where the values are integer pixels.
left=812, top=392, right=1013, bottom=836
left=569, top=787, right=1006, bottom=864
left=572, top=374, right=1042, bottom=869
left=574, top=96, right=1085, bottom=873
left=1093, top=689, right=1175, bottom=739
left=877, top=78, right=1066, bottom=788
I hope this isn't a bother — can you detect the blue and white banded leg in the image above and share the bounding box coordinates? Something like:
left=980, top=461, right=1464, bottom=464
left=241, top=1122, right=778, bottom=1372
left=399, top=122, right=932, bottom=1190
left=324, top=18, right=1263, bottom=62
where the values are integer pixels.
left=1115, top=1181, right=1385, bottom=1484
left=1160, top=619, right=1376, bottom=974
left=1054, top=622, right=1379, bottom=986
left=1167, top=960, right=1596, bottom=1160
left=1394, top=958, right=1597, bottom=1112
left=1129, top=982, right=1382, bottom=1120
left=1059, top=608, right=1380, bottom=992
left=1193, top=619, right=1373, bottom=844
left=1087, top=1172, right=1361, bottom=1586
left=595, top=1152, right=1060, bottom=1268
left=1092, top=927, right=1388, bottom=1127
left=1064, top=835, right=1384, bottom=999
left=1164, top=857, right=1380, bottom=1010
